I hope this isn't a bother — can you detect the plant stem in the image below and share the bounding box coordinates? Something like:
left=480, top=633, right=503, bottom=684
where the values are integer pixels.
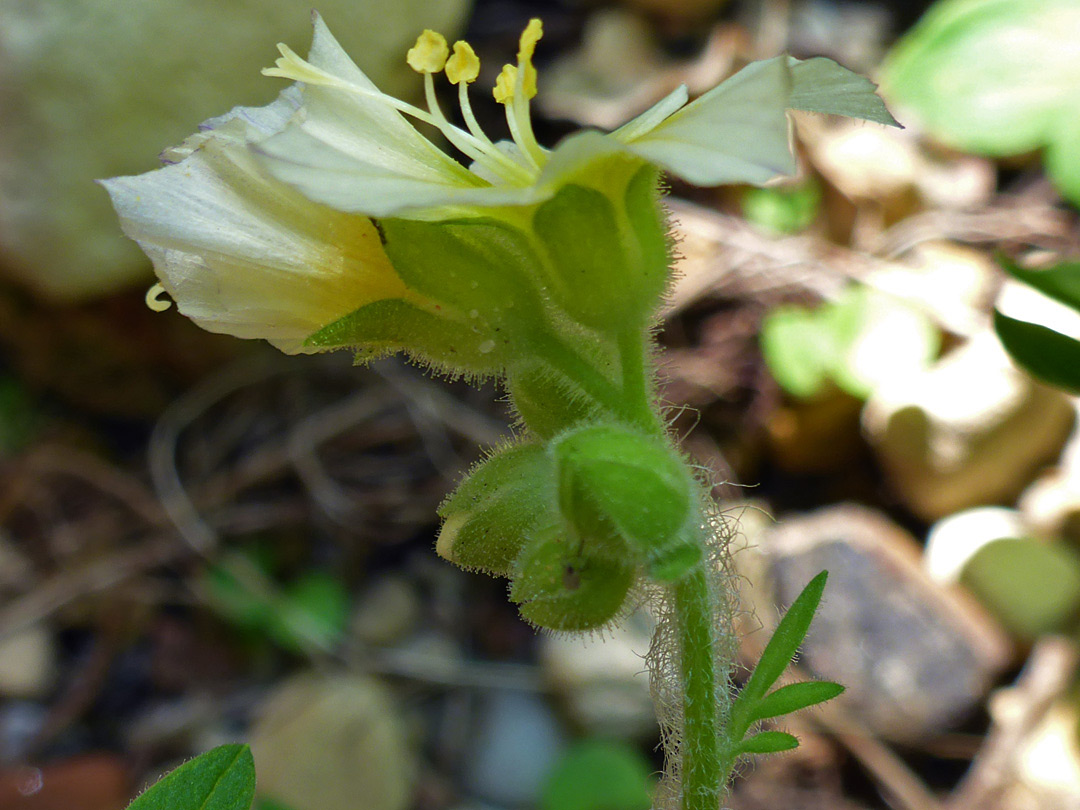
left=673, top=562, right=723, bottom=810
left=617, top=326, right=664, bottom=433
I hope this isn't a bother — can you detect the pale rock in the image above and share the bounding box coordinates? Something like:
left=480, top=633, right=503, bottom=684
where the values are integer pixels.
left=799, top=117, right=995, bottom=210
left=539, top=610, right=655, bottom=739
left=1009, top=703, right=1080, bottom=810
left=0, top=627, right=55, bottom=700
left=1020, top=402, right=1080, bottom=542
left=250, top=673, right=412, bottom=810
left=351, top=575, right=422, bottom=647
left=924, top=506, right=1029, bottom=585
left=862, top=331, right=1075, bottom=521
left=864, top=242, right=997, bottom=338
left=0, top=0, right=469, bottom=300
left=465, top=689, right=565, bottom=806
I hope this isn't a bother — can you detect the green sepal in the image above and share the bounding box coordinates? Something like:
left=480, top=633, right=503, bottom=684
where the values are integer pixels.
left=127, top=744, right=255, bottom=810
left=307, top=298, right=508, bottom=374
left=381, top=216, right=543, bottom=334
left=505, top=359, right=608, bottom=439
left=553, top=423, right=698, bottom=581
left=623, top=164, right=672, bottom=307
left=534, top=181, right=660, bottom=331
left=436, top=443, right=557, bottom=576
left=510, top=530, right=634, bottom=631
left=734, top=731, right=800, bottom=755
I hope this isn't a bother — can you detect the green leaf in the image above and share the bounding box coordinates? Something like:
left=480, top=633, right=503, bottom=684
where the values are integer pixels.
left=788, top=57, right=900, bottom=127
left=127, top=744, right=255, bottom=810
left=961, top=537, right=1080, bottom=639
left=881, top=0, right=1080, bottom=166
left=729, top=571, right=828, bottom=739
left=993, top=310, right=1080, bottom=394
left=750, top=681, right=844, bottom=723
left=741, top=180, right=822, bottom=236
left=1046, top=112, right=1080, bottom=206
left=735, top=731, right=800, bottom=755
left=997, top=254, right=1080, bottom=312
left=269, top=572, right=351, bottom=653
left=759, top=306, right=833, bottom=398
left=540, top=740, right=653, bottom=810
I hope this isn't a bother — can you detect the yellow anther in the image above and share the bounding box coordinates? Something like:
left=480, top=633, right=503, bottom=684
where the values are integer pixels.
left=493, top=64, right=517, bottom=104
left=145, top=283, right=173, bottom=312
left=407, top=30, right=449, bottom=74
left=517, top=18, right=543, bottom=63
left=446, top=41, right=480, bottom=85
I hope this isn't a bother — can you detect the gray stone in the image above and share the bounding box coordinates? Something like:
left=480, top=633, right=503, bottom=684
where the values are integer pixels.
left=758, top=504, right=1011, bottom=741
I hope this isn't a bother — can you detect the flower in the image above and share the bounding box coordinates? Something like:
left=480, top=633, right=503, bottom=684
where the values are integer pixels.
left=103, top=13, right=896, bottom=356
left=254, top=15, right=896, bottom=220
left=100, top=87, right=411, bottom=354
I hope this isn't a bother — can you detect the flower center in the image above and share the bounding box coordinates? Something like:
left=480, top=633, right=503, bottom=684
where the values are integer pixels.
left=263, top=20, right=549, bottom=187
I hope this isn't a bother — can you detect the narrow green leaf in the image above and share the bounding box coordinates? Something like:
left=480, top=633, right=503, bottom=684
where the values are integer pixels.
left=750, top=681, right=844, bottom=723
left=729, top=571, right=828, bottom=738
left=127, top=744, right=255, bottom=810
left=735, top=731, right=800, bottom=755
left=993, top=310, right=1080, bottom=394
left=997, top=254, right=1080, bottom=312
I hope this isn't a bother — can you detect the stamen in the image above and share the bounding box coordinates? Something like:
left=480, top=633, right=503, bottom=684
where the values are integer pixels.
left=406, top=30, right=450, bottom=74
left=445, top=41, right=480, bottom=85
left=447, top=44, right=534, bottom=181
left=423, top=71, right=530, bottom=183
left=511, top=19, right=546, bottom=167
left=145, top=283, right=173, bottom=312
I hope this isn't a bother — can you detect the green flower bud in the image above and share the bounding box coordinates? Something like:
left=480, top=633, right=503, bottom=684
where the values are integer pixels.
left=510, top=530, right=634, bottom=631
left=436, top=443, right=557, bottom=575
left=554, top=423, right=701, bottom=581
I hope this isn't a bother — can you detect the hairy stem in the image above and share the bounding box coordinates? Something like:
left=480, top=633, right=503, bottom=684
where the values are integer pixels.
left=673, top=561, right=724, bottom=810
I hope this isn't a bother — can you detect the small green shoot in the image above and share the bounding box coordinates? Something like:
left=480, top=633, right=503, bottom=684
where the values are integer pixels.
left=725, top=571, right=841, bottom=759
left=204, top=552, right=350, bottom=654
left=127, top=744, right=255, bottom=810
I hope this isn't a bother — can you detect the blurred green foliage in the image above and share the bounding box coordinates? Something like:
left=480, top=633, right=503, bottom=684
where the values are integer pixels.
left=760, top=285, right=938, bottom=400
left=740, top=178, right=822, bottom=236
left=961, top=538, right=1080, bottom=639
left=540, top=740, right=654, bottom=810
left=204, top=549, right=351, bottom=654
left=881, top=0, right=1080, bottom=206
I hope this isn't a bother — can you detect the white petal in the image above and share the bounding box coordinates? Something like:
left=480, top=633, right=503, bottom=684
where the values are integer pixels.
left=102, top=92, right=407, bottom=354
left=254, top=14, right=487, bottom=217
left=611, top=84, right=689, bottom=143
left=620, top=56, right=797, bottom=186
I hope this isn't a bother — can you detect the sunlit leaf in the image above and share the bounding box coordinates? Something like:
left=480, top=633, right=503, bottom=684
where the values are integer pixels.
left=993, top=310, right=1080, bottom=394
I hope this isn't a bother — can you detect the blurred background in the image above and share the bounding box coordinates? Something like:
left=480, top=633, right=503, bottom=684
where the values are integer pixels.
left=2, top=0, right=1080, bottom=808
